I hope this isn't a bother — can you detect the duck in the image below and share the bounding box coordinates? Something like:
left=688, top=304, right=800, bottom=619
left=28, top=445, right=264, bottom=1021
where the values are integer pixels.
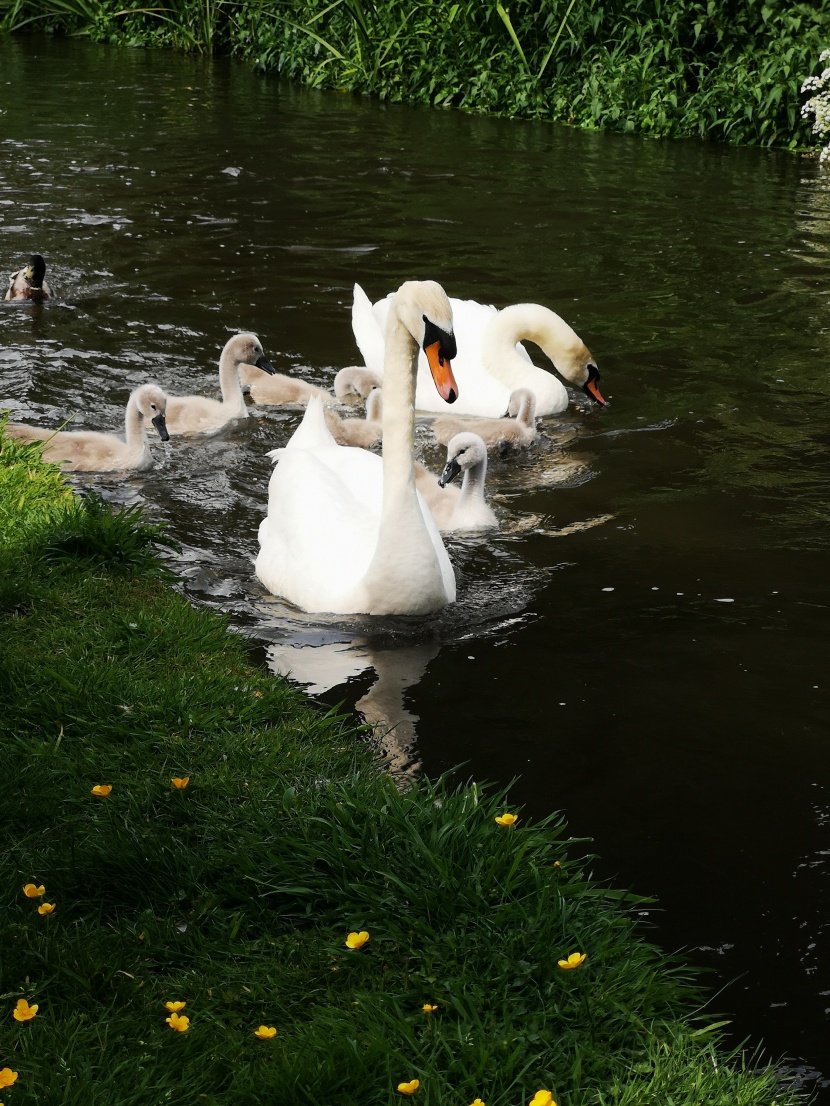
left=414, top=432, right=497, bottom=532
left=333, top=365, right=382, bottom=400
left=255, top=280, right=459, bottom=615
left=239, top=361, right=335, bottom=407
left=431, top=387, right=537, bottom=454
left=5, top=383, right=169, bottom=471
left=325, top=387, right=383, bottom=449
left=162, top=333, right=276, bottom=435
left=351, top=282, right=606, bottom=417
left=4, top=254, right=51, bottom=302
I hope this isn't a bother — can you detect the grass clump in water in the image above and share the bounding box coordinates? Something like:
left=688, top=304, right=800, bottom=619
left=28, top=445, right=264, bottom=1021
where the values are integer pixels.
left=0, top=429, right=800, bottom=1103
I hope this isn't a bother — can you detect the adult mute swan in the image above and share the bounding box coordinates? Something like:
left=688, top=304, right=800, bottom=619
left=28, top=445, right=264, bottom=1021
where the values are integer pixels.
left=6, top=383, right=169, bottom=471
left=255, top=280, right=458, bottom=615
left=5, top=254, right=51, bottom=302
left=161, top=333, right=276, bottom=435
left=431, top=387, right=537, bottom=453
left=351, top=283, right=606, bottom=417
left=414, top=432, right=497, bottom=532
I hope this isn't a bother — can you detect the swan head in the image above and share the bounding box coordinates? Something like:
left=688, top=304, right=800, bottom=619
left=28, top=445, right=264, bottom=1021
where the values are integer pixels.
left=438, top=432, right=487, bottom=487
left=393, top=280, right=458, bottom=404
left=560, top=341, right=606, bottom=407
left=135, top=383, right=170, bottom=442
left=24, top=254, right=47, bottom=287
left=223, top=332, right=276, bottom=375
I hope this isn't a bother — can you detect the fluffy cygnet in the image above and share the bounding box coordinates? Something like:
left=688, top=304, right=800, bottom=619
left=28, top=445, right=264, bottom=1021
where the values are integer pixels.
left=431, top=387, right=537, bottom=454
left=162, top=333, right=275, bottom=435
left=325, top=387, right=383, bottom=448
left=414, top=432, right=497, bottom=532
left=239, top=362, right=336, bottom=407
left=6, top=383, right=169, bottom=471
left=333, top=366, right=382, bottom=400
left=4, top=253, right=51, bottom=302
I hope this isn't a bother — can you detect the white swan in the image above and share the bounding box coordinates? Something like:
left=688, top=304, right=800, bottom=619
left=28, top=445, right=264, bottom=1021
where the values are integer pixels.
left=324, top=387, right=383, bottom=449
left=431, top=387, right=537, bottom=453
left=239, top=362, right=335, bottom=407
left=351, top=282, right=606, bottom=417
left=162, top=333, right=275, bottom=435
left=333, top=365, right=383, bottom=400
left=255, top=280, right=459, bottom=615
left=414, top=432, right=497, bottom=532
left=6, top=383, right=169, bottom=471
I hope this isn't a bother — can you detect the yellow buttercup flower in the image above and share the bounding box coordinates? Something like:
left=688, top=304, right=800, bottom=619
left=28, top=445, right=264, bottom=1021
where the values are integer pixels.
left=90, top=784, right=112, bottom=797
left=552, top=861, right=561, bottom=869
left=345, top=930, right=369, bottom=949
left=165, top=1012, right=189, bottom=1032
left=171, top=777, right=190, bottom=790
left=164, top=1001, right=186, bottom=1013
left=494, top=812, right=518, bottom=826
left=22, top=884, right=45, bottom=898
left=37, top=902, right=56, bottom=915
left=557, top=952, right=587, bottom=970
left=397, top=1079, right=420, bottom=1095
left=529, top=1092, right=556, bottom=1106
left=0, top=1068, right=18, bottom=1088
left=12, top=999, right=38, bottom=1022
left=469, top=1099, right=486, bottom=1106
left=254, top=1025, right=277, bottom=1039
left=422, top=1003, right=438, bottom=1013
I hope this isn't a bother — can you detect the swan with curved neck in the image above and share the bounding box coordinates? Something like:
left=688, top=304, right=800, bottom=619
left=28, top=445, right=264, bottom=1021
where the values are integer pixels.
left=352, top=283, right=605, bottom=417
left=414, top=432, right=497, bottom=532
left=162, top=333, right=275, bottom=435
left=255, top=281, right=458, bottom=615
left=6, top=383, right=169, bottom=471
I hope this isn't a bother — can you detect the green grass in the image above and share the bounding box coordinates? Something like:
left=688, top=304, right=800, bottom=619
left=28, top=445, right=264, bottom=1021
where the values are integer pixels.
left=0, top=430, right=801, bottom=1104
left=2, top=0, right=829, bottom=147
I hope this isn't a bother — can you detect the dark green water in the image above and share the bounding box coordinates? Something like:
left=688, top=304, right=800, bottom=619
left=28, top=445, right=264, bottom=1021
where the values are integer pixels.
left=2, top=34, right=830, bottom=1095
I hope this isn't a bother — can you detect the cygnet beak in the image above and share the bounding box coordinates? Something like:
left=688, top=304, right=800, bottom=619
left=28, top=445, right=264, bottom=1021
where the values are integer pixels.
left=152, top=413, right=170, bottom=442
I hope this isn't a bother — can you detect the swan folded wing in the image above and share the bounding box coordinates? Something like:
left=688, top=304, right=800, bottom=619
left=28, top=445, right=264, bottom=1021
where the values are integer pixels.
left=415, top=488, right=457, bottom=603
left=257, top=448, right=382, bottom=613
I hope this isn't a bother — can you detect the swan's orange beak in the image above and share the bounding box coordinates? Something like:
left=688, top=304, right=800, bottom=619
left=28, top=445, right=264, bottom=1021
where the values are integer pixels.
left=425, top=341, right=458, bottom=404
left=582, top=364, right=607, bottom=407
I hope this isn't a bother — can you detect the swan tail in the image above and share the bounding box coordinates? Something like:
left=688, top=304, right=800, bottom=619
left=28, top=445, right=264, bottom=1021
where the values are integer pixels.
left=352, top=283, right=386, bottom=377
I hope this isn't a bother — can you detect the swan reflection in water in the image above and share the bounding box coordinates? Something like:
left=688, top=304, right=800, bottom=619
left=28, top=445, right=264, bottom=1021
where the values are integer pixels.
left=266, top=637, right=440, bottom=776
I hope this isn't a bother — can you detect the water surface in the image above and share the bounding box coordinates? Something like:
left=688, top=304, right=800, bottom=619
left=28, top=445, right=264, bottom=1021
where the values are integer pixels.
left=2, top=35, right=830, bottom=1095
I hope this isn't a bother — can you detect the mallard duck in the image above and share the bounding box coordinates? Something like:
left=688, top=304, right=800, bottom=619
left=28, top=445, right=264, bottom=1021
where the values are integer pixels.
left=4, top=254, right=51, bottom=302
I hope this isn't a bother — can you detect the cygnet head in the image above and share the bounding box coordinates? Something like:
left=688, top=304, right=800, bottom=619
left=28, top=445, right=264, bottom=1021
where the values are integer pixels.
left=134, top=383, right=170, bottom=441
left=223, top=332, right=276, bottom=375
left=507, top=387, right=537, bottom=422
left=438, top=432, right=487, bottom=488
left=393, top=280, right=458, bottom=404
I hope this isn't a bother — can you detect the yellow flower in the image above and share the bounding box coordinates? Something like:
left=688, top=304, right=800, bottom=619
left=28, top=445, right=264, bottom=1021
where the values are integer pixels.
left=164, top=1001, right=186, bottom=1013
left=12, top=999, right=38, bottom=1022
left=557, top=952, right=587, bottom=970
left=22, top=884, right=45, bottom=898
left=171, top=777, right=190, bottom=790
left=469, top=1099, right=486, bottom=1106
left=529, top=1092, right=556, bottom=1106
left=165, top=1012, right=190, bottom=1032
left=422, top=1003, right=439, bottom=1013
left=397, top=1079, right=420, bottom=1095
left=37, top=902, right=56, bottom=915
left=90, top=784, right=112, bottom=797
left=345, top=930, right=369, bottom=949
left=0, top=1068, right=18, bottom=1088
left=494, top=812, right=518, bottom=826
left=254, top=1025, right=277, bottom=1039
left=552, top=861, right=561, bottom=869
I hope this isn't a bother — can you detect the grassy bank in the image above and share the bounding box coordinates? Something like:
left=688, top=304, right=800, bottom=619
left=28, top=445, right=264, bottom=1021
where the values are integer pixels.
left=2, top=0, right=830, bottom=148
left=0, top=432, right=800, bottom=1105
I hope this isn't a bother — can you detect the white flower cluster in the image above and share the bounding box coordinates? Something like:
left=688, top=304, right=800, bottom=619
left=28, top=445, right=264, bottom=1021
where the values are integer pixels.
left=802, top=49, right=830, bottom=163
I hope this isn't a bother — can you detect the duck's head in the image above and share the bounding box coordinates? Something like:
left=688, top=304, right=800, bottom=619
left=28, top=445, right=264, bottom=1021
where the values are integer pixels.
left=24, top=254, right=47, bottom=288
left=135, top=383, right=170, bottom=442
left=224, top=332, right=276, bottom=375
left=394, top=280, right=458, bottom=404
left=439, top=432, right=487, bottom=487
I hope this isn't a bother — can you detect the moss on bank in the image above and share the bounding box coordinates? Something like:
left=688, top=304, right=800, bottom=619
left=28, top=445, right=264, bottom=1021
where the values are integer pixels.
left=2, top=0, right=830, bottom=148
left=0, top=433, right=799, bottom=1104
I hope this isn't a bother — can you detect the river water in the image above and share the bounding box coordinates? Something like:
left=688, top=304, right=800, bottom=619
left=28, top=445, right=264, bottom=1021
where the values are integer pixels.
left=2, top=34, right=830, bottom=1095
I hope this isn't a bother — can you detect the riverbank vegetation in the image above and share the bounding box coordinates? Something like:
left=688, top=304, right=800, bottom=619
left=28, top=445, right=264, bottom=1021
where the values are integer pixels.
left=2, top=0, right=830, bottom=148
left=0, top=432, right=801, bottom=1103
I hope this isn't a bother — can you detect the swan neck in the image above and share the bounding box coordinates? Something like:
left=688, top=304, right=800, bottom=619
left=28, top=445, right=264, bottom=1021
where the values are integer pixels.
left=380, top=312, right=418, bottom=496
left=219, top=349, right=247, bottom=414
left=461, top=458, right=487, bottom=503
left=124, top=393, right=146, bottom=448
left=485, top=304, right=580, bottom=382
